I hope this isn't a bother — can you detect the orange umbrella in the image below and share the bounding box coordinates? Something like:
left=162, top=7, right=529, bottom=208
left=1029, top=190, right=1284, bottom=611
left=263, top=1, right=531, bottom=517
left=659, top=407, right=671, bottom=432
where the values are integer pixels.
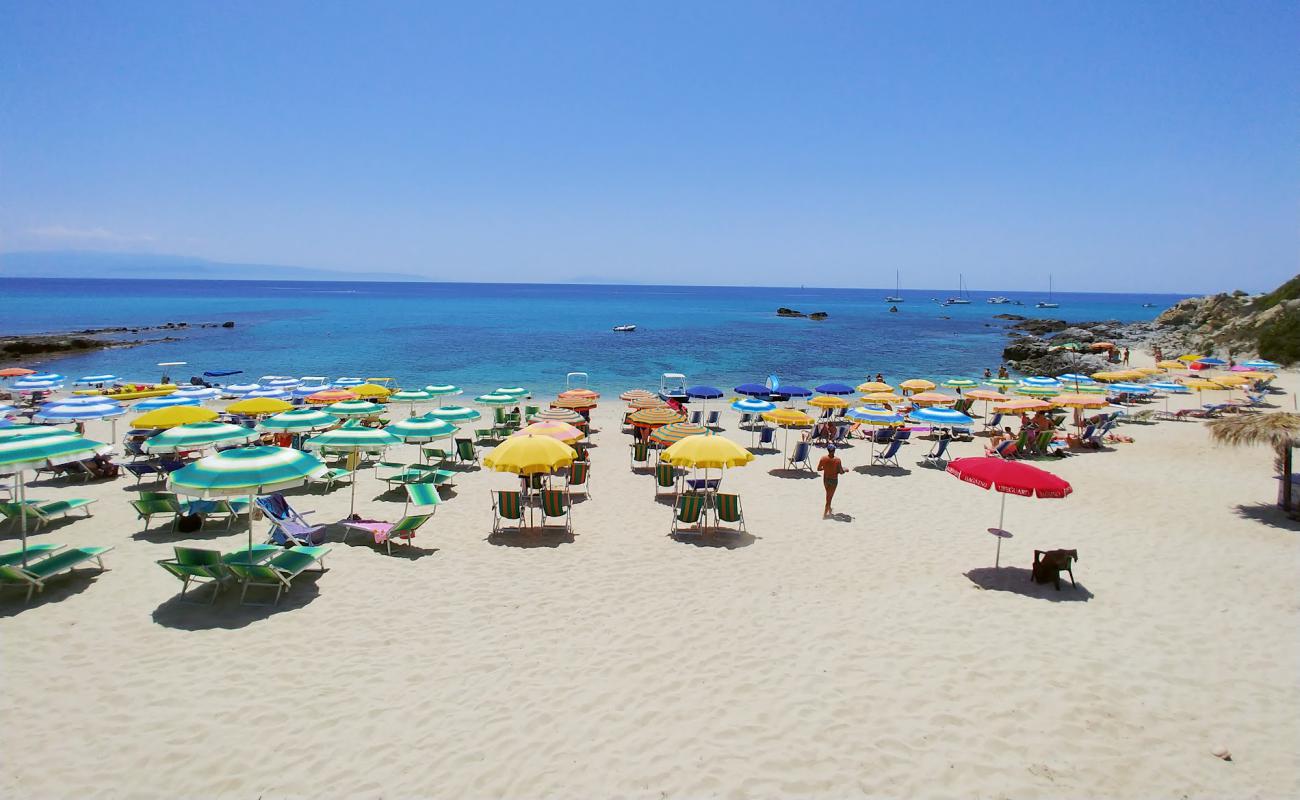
left=993, top=398, right=1052, bottom=413
left=909, top=391, right=959, bottom=406
left=628, top=407, right=685, bottom=428
left=0, top=368, right=36, bottom=377
left=966, top=389, right=1008, bottom=401
left=559, top=388, right=600, bottom=401
left=306, top=389, right=357, bottom=404
left=551, top=396, right=597, bottom=410
left=620, top=389, right=656, bottom=401
left=628, top=396, right=668, bottom=410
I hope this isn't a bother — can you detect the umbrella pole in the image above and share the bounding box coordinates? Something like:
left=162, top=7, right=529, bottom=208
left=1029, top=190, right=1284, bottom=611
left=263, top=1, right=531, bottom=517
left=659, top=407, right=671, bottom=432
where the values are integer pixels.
left=18, top=471, right=27, bottom=567
left=349, top=458, right=359, bottom=518
left=247, top=492, right=255, bottom=558
left=995, top=492, right=1006, bottom=568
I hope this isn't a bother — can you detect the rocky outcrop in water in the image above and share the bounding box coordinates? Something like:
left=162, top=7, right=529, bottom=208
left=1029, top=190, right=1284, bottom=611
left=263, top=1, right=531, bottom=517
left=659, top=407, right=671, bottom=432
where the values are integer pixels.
left=776, top=308, right=829, bottom=319
left=0, top=321, right=234, bottom=362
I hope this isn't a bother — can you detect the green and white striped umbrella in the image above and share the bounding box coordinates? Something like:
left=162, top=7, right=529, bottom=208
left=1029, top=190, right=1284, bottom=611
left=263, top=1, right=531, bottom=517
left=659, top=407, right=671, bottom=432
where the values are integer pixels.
left=304, top=424, right=402, bottom=515
left=1014, top=385, right=1061, bottom=398
left=258, top=408, right=340, bottom=433
left=424, top=384, right=463, bottom=405
left=322, top=399, right=386, bottom=418
left=390, top=389, right=435, bottom=414
left=426, top=405, right=482, bottom=423
left=0, top=425, right=73, bottom=441
left=987, top=378, right=1017, bottom=388
left=476, top=393, right=516, bottom=406
left=142, top=421, right=259, bottom=454
left=168, top=446, right=327, bottom=555
left=385, top=414, right=458, bottom=443
left=942, top=378, right=978, bottom=389
left=0, top=432, right=112, bottom=564
left=494, top=387, right=529, bottom=399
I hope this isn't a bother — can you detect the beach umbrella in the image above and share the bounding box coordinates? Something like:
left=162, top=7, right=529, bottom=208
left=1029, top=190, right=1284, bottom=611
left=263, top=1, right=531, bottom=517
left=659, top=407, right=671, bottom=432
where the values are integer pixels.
left=306, top=389, right=357, bottom=404
left=133, top=395, right=200, bottom=412
left=627, top=396, right=668, bottom=410
left=264, top=377, right=300, bottom=388
left=34, top=399, right=127, bottom=443
left=322, top=399, right=384, bottom=418
left=661, top=433, right=754, bottom=494
left=1234, top=371, right=1275, bottom=381
left=12, top=378, right=64, bottom=393
left=259, top=408, right=340, bottom=434
left=856, top=381, right=894, bottom=393
left=731, top=398, right=776, bottom=415
left=559, top=388, right=601, bottom=401
left=1195, top=357, right=1228, bottom=367
left=224, top=383, right=262, bottom=395
left=943, top=378, right=978, bottom=390
left=1134, top=367, right=1163, bottom=376
left=761, top=408, right=815, bottom=463
left=686, top=386, right=723, bottom=416
left=1057, top=373, right=1096, bottom=387
left=1182, top=379, right=1228, bottom=395
left=333, top=377, right=365, bottom=387
left=227, top=398, right=295, bottom=417
left=734, top=383, right=771, bottom=398
left=861, top=391, right=906, bottom=405
left=620, top=389, right=655, bottom=401
left=552, top=396, right=598, bottom=410
left=629, top=408, right=686, bottom=428
left=1014, top=385, right=1061, bottom=398
left=305, top=425, right=402, bottom=515
left=1107, top=382, right=1153, bottom=395
left=1207, top=374, right=1249, bottom=387
left=132, top=406, right=219, bottom=429
left=808, top=395, right=850, bottom=409
left=1208, top=412, right=1300, bottom=512
left=243, top=388, right=291, bottom=399
left=385, top=414, right=458, bottom=443
left=531, top=407, right=585, bottom=424
left=0, top=431, right=111, bottom=566
left=293, top=384, right=331, bottom=399
left=0, top=425, right=71, bottom=440
left=169, top=446, right=327, bottom=556
left=513, top=420, right=585, bottom=444
left=476, top=393, right=517, bottom=406
left=814, top=382, right=856, bottom=396
left=908, top=407, right=975, bottom=427
left=0, top=404, right=16, bottom=417
left=1146, top=381, right=1190, bottom=413
left=899, top=379, right=936, bottom=395
left=425, top=384, right=463, bottom=405
left=0, top=368, right=35, bottom=378
left=1020, top=376, right=1062, bottom=388
left=1242, top=359, right=1280, bottom=370
left=390, top=389, right=435, bottom=414
left=495, top=387, right=530, bottom=399
left=26, top=373, right=65, bottom=382
left=992, top=398, right=1052, bottom=414
left=946, top=457, right=1073, bottom=567
left=771, top=386, right=812, bottom=403
left=1156, top=360, right=1185, bottom=370
left=172, top=387, right=222, bottom=402
left=483, top=434, right=576, bottom=475
left=847, top=406, right=904, bottom=426
left=350, top=383, right=392, bottom=399
left=966, top=389, right=1008, bottom=401
left=649, top=421, right=710, bottom=446
left=142, top=421, right=259, bottom=454
left=986, top=377, right=1017, bottom=388
left=426, top=405, right=482, bottom=423
left=74, top=374, right=118, bottom=385
left=1052, top=393, right=1108, bottom=409
left=909, top=391, right=959, bottom=407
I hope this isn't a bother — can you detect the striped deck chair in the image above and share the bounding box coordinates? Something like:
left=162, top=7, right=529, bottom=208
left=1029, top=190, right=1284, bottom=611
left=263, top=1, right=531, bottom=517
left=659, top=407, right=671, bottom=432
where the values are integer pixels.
left=630, top=440, right=650, bottom=468
left=713, top=493, right=746, bottom=533
left=0, top=546, right=114, bottom=603
left=671, top=492, right=707, bottom=534
left=491, top=490, right=527, bottom=534
left=404, top=482, right=443, bottom=515
left=538, top=489, right=572, bottom=534
left=653, top=462, right=679, bottom=498
left=566, top=460, right=591, bottom=498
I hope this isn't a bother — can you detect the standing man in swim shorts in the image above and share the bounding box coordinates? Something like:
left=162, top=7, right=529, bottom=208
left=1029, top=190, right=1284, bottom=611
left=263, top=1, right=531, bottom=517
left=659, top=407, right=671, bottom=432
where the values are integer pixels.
left=817, top=445, right=847, bottom=518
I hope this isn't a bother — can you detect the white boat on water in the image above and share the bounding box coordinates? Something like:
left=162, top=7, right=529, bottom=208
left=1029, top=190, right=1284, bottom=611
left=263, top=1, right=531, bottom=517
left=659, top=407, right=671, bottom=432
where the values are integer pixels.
left=944, top=274, right=972, bottom=305
left=612, top=324, right=636, bottom=332
left=1036, top=275, right=1060, bottom=309
left=986, top=296, right=1012, bottom=304
left=884, top=269, right=904, bottom=303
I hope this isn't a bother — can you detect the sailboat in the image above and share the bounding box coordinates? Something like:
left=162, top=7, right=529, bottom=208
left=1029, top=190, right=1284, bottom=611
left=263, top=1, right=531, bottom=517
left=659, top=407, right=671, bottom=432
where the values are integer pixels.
left=944, top=274, right=971, bottom=305
left=1036, top=275, right=1060, bottom=309
left=884, top=270, right=904, bottom=303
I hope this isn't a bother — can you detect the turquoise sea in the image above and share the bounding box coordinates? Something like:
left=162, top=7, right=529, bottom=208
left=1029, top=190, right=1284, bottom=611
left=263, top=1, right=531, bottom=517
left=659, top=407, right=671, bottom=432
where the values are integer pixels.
left=5, top=279, right=1183, bottom=394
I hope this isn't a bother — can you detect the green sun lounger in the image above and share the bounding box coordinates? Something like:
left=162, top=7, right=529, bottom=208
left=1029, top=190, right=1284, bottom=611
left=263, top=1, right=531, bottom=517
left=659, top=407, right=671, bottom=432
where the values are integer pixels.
left=310, top=467, right=352, bottom=493
left=404, top=482, right=443, bottom=514
left=0, top=498, right=96, bottom=531
left=226, top=546, right=331, bottom=606
left=383, top=466, right=456, bottom=490
left=0, top=543, right=66, bottom=568
left=156, top=544, right=282, bottom=605
left=0, top=546, right=114, bottom=603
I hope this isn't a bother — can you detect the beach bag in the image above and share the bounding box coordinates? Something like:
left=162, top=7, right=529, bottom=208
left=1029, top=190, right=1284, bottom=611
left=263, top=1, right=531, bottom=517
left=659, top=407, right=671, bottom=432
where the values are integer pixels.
left=176, top=513, right=203, bottom=533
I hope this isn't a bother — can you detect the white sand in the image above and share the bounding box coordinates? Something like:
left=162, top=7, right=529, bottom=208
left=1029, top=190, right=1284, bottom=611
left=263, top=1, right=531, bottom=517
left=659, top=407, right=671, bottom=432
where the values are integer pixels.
left=2, top=364, right=1298, bottom=798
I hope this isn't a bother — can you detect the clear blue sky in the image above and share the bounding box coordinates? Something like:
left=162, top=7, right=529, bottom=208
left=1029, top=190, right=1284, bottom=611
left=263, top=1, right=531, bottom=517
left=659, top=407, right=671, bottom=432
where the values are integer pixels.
left=2, top=1, right=1295, bottom=292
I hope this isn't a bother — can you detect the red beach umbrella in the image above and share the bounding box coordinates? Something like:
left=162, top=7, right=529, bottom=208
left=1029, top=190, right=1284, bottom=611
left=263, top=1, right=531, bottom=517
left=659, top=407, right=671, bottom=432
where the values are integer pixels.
left=946, top=457, right=1073, bottom=566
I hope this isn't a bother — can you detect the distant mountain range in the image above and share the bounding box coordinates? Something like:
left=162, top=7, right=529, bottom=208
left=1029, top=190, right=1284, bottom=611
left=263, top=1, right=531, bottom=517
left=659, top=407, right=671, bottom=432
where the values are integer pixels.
left=0, top=250, right=426, bottom=282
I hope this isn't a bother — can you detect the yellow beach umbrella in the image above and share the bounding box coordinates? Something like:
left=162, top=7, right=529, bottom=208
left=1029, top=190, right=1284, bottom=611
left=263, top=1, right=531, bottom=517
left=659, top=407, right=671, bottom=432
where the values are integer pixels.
left=1182, top=379, right=1226, bottom=391
left=1207, top=374, right=1248, bottom=386
left=1235, top=370, right=1275, bottom=380
left=899, top=379, right=935, bottom=394
left=1178, top=354, right=1205, bottom=363
left=808, top=395, right=850, bottom=409
left=661, top=434, right=754, bottom=469
left=227, top=398, right=294, bottom=417
left=349, top=383, right=392, bottom=399
left=1156, top=360, right=1184, bottom=370
left=1053, top=393, right=1108, bottom=409
left=482, top=434, right=576, bottom=475
left=861, top=391, right=906, bottom=405
left=1134, top=367, right=1163, bottom=375
left=856, top=381, right=894, bottom=393
left=132, top=406, right=219, bottom=429
left=761, top=408, right=815, bottom=427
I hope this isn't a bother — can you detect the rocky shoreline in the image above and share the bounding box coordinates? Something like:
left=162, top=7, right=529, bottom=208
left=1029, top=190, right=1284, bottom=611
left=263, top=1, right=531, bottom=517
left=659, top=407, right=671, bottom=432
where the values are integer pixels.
left=1, top=321, right=236, bottom=362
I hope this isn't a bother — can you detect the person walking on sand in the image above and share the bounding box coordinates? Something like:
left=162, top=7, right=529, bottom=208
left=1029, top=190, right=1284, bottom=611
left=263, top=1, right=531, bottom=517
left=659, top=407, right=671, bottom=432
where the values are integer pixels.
left=817, top=445, right=847, bottom=518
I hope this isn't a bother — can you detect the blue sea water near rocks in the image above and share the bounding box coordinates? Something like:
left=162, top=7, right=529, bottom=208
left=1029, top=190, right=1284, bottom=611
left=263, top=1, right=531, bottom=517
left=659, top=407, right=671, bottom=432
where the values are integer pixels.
left=4, top=278, right=1184, bottom=395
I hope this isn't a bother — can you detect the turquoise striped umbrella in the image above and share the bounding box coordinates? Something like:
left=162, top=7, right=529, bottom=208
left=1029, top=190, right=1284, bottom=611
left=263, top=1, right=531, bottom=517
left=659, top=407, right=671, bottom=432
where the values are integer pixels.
left=494, top=387, right=529, bottom=399
left=390, top=389, right=434, bottom=413
left=169, top=446, right=327, bottom=555
left=0, top=432, right=110, bottom=563
left=427, top=405, right=482, bottom=423
left=142, top=421, right=259, bottom=454
left=424, top=384, right=463, bottom=406
left=908, top=407, right=975, bottom=426
left=0, top=425, right=72, bottom=441
left=942, top=378, right=978, bottom=389
left=258, top=408, right=339, bottom=433
left=305, top=424, right=402, bottom=514
left=1020, top=376, right=1062, bottom=388
left=385, top=414, right=458, bottom=443
left=323, top=399, right=385, bottom=418
left=1015, top=385, right=1061, bottom=398
left=476, top=393, right=516, bottom=406
left=332, top=377, right=364, bottom=387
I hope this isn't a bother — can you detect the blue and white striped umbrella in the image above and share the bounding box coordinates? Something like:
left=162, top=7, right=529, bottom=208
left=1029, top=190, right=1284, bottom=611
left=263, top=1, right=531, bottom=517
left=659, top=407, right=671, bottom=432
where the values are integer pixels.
left=1057, top=373, right=1096, bottom=386
left=34, top=400, right=125, bottom=423
left=1147, top=382, right=1189, bottom=393
left=1019, top=376, right=1063, bottom=388
left=1108, top=382, right=1153, bottom=394
left=50, top=394, right=116, bottom=406
left=293, top=384, right=330, bottom=398
left=172, top=387, right=222, bottom=401
left=1195, top=357, right=1227, bottom=366
left=847, top=406, right=904, bottom=425
left=74, top=374, right=118, bottom=384
left=244, top=388, right=291, bottom=399
left=731, top=398, right=776, bottom=414
left=0, top=404, right=16, bottom=416
left=332, top=377, right=365, bottom=387
left=264, top=377, right=300, bottom=388
left=1242, top=360, right=1279, bottom=370
left=133, top=395, right=202, bottom=411
left=907, top=407, right=976, bottom=426
left=27, top=373, right=65, bottom=382
left=224, top=383, right=262, bottom=395
left=12, top=378, right=63, bottom=392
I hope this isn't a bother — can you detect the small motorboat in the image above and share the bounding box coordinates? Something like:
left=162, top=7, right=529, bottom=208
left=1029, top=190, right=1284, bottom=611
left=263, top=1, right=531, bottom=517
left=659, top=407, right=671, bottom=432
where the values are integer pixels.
left=612, top=324, right=636, bottom=332
left=986, top=296, right=1012, bottom=304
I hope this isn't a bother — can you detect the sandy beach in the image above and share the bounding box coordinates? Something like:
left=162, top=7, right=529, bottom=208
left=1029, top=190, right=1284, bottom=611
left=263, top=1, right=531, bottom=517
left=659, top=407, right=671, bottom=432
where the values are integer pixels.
left=2, top=362, right=1298, bottom=799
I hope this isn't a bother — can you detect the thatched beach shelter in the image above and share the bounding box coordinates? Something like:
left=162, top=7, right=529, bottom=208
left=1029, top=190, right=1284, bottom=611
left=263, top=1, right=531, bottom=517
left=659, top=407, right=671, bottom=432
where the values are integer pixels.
left=1208, top=412, right=1300, bottom=514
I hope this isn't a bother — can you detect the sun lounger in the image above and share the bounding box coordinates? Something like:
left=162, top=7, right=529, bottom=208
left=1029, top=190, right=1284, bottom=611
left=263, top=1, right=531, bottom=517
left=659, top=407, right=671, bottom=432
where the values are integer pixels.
left=671, top=492, right=707, bottom=534
left=491, top=490, right=527, bottom=533
left=0, top=498, right=96, bottom=531
left=382, top=465, right=456, bottom=490
left=0, top=546, right=113, bottom=603
left=654, top=462, right=680, bottom=498
left=309, top=467, right=352, bottom=492
left=0, top=543, right=65, bottom=567
left=454, top=438, right=479, bottom=465
left=227, top=546, right=331, bottom=605
left=343, top=514, right=431, bottom=554
left=538, top=489, right=572, bottom=534
left=156, top=544, right=281, bottom=604
left=712, top=493, right=746, bottom=533
left=403, top=482, right=442, bottom=514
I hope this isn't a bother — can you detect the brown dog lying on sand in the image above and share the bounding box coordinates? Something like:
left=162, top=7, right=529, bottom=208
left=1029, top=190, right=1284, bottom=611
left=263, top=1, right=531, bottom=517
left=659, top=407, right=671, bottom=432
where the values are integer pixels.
left=1031, top=549, right=1078, bottom=590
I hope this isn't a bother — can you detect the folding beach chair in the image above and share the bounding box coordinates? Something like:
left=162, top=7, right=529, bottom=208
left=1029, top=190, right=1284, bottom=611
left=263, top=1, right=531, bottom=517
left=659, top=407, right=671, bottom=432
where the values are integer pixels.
left=355, top=515, right=431, bottom=555
left=0, top=499, right=96, bottom=531
left=227, top=546, right=331, bottom=606
left=404, top=482, right=443, bottom=515
left=788, top=441, right=814, bottom=472
left=921, top=437, right=952, bottom=467
left=982, top=413, right=1003, bottom=432
left=630, top=440, right=650, bottom=468
left=706, top=410, right=721, bottom=429
left=421, top=446, right=452, bottom=465
left=689, top=410, right=702, bottom=425
left=254, top=494, right=326, bottom=547
left=670, top=492, right=707, bottom=535
left=0, top=546, right=114, bottom=603
left=454, top=437, right=480, bottom=466
left=712, top=493, right=746, bottom=534
left=566, top=460, right=591, bottom=498
left=653, top=462, right=680, bottom=498
left=491, top=490, right=527, bottom=533
left=756, top=426, right=776, bottom=451
left=872, top=439, right=902, bottom=467
left=538, top=489, right=572, bottom=534
left=0, top=543, right=65, bottom=568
